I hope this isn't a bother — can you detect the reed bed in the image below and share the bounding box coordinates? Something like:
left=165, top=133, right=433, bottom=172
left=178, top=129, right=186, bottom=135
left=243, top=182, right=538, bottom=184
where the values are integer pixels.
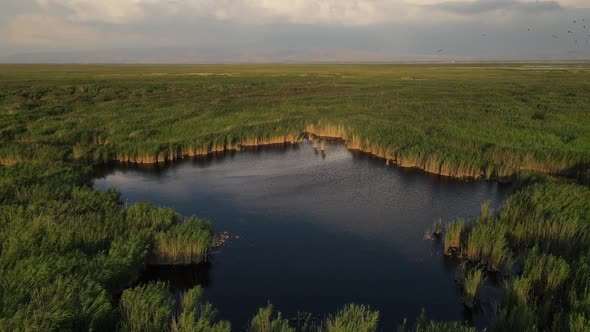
left=523, top=248, right=570, bottom=295
left=463, top=268, right=485, bottom=309
left=171, top=286, right=231, bottom=332
left=0, top=161, right=216, bottom=330
left=397, top=310, right=477, bottom=332
left=120, top=283, right=230, bottom=332
left=444, top=219, right=465, bottom=255
left=438, top=182, right=590, bottom=330
left=244, top=305, right=475, bottom=332
left=151, top=217, right=214, bottom=265
left=424, top=219, right=443, bottom=240
left=125, top=202, right=180, bottom=232
left=325, top=304, right=379, bottom=332
left=504, top=277, right=532, bottom=307
left=480, top=200, right=492, bottom=221
left=119, top=282, right=174, bottom=332
left=2, top=64, right=590, bottom=180
left=2, top=64, right=590, bottom=330
left=465, top=223, right=508, bottom=271
left=499, top=183, right=590, bottom=258
left=433, top=219, right=443, bottom=236
left=493, top=302, right=537, bottom=332
left=248, top=304, right=294, bottom=332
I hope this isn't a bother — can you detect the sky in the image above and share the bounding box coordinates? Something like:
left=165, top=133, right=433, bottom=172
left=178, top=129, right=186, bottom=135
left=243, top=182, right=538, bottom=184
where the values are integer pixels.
left=1, top=0, right=590, bottom=62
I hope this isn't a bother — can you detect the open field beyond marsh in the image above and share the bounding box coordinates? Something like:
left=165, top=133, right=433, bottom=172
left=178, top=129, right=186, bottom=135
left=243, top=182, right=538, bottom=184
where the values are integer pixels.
left=1, top=63, right=590, bottom=180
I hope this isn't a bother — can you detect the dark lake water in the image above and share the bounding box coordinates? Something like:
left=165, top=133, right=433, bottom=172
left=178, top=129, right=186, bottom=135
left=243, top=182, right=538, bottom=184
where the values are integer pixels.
left=94, top=140, right=512, bottom=330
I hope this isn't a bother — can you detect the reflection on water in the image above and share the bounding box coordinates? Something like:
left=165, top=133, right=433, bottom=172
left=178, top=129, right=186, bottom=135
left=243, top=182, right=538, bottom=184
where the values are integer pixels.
left=140, top=263, right=212, bottom=289
left=94, top=140, right=512, bottom=330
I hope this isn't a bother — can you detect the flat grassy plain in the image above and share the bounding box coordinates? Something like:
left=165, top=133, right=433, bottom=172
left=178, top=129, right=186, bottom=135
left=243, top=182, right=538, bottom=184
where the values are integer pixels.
left=1, top=64, right=590, bottom=179
left=1, top=64, right=590, bottom=331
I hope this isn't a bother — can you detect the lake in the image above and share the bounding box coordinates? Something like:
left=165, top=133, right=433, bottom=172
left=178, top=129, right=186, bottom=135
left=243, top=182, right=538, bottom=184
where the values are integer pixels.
left=94, top=139, right=512, bottom=330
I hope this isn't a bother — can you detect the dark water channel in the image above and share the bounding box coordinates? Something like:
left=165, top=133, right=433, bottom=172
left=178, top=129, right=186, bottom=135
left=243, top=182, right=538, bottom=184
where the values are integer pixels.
left=94, top=140, right=512, bottom=330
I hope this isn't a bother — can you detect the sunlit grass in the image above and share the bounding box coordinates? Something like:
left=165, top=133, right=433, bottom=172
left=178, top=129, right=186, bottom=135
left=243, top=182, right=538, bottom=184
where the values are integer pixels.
left=2, top=64, right=589, bottom=180
left=172, top=286, right=231, bottom=332
left=151, top=217, right=213, bottom=265
left=438, top=182, right=590, bottom=329
left=465, top=222, right=508, bottom=271
left=444, top=219, right=464, bottom=255
left=325, top=304, right=379, bottom=332
left=523, top=247, right=570, bottom=295
left=463, top=268, right=485, bottom=309
left=119, top=282, right=174, bottom=332
left=248, top=304, right=294, bottom=332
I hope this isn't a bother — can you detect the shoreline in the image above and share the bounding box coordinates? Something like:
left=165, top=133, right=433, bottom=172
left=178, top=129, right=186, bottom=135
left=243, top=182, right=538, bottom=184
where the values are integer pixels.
left=4, top=125, right=584, bottom=183
left=96, top=125, right=521, bottom=182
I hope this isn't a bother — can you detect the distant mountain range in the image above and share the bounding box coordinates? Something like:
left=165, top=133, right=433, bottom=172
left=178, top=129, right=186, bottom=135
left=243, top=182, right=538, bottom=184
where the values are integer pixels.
left=0, top=48, right=588, bottom=63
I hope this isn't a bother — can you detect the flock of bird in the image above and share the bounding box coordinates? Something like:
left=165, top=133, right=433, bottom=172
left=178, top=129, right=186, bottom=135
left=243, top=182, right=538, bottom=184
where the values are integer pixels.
left=436, top=18, right=590, bottom=55
left=564, top=18, right=590, bottom=48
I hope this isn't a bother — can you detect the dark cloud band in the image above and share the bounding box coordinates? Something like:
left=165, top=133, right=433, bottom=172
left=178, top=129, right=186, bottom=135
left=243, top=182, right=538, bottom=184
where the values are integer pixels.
left=429, top=0, right=561, bottom=14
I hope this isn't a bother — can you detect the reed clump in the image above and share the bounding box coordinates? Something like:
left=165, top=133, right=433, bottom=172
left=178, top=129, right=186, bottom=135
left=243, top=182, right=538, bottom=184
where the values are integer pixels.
left=433, top=219, right=443, bottom=236
left=465, top=222, right=508, bottom=271
left=119, top=283, right=230, bottom=332
left=125, top=202, right=180, bottom=232
left=492, top=301, right=537, bottom=332
left=499, top=183, right=590, bottom=258
left=444, top=219, right=465, bottom=255
left=504, top=277, right=532, bottom=307
left=568, top=313, right=590, bottom=332
left=397, top=309, right=477, bottom=332
left=492, top=277, right=539, bottom=332
left=425, top=219, right=444, bottom=240
left=248, top=304, right=294, bottom=332
left=441, top=182, right=590, bottom=330
left=480, top=200, right=492, bottom=220
left=119, top=282, right=174, bottom=332
left=325, top=304, right=379, bottom=332
left=151, top=217, right=214, bottom=265
left=463, top=268, right=485, bottom=309
left=523, top=247, right=570, bottom=295
left=172, top=286, right=231, bottom=332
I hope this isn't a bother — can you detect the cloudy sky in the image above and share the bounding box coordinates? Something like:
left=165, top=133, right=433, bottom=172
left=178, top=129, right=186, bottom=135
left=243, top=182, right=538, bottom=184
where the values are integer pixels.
left=1, top=0, right=590, bottom=61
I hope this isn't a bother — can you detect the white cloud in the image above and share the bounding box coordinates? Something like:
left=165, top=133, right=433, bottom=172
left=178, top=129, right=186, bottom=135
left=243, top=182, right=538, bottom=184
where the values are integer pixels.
left=33, top=0, right=406, bottom=25
left=1, top=0, right=588, bottom=58
left=31, top=0, right=584, bottom=26
left=195, top=0, right=405, bottom=25
left=36, top=0, right=149, bottom=24
left=2, top=13, right=100, bottom=45
left=1, top=12, right=162, bottom=48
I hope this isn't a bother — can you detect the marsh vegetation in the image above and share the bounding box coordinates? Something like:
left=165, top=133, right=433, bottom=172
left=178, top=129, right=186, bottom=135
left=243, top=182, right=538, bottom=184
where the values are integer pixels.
left=1, top=64, right=589, bottom=331
left=440, top=180, right=590, bottom=330
left=1, top=64, right=589, bottom=181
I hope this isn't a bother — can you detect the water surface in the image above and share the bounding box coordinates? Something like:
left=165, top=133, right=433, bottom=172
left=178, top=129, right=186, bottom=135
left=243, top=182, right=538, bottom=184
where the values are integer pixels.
left=94, top=140, right=511, bottom=330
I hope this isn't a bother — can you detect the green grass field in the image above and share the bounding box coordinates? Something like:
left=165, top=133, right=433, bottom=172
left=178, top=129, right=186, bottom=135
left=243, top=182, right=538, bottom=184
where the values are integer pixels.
left=2, top=64, right=590, bottom=179
left=1, top=64, right=590, bottom=331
